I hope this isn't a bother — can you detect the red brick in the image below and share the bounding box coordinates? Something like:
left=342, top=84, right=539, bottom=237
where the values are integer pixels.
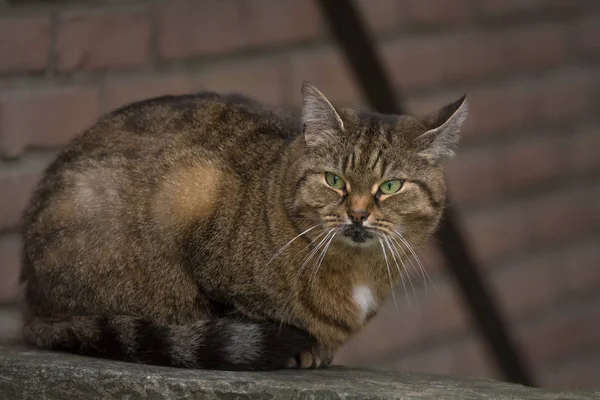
left=539, top=358, right=600, bottom=391
left=156, top=0, right=246, bottom=60
left=534, top=71, right=593, bottom=122
left=382, top=37, right=445, bottom=90
left=450, top=337, right=496, bottom=378
left=157, top=0, right=322, bottom=61
left=465, top=206, right=526, bottom=263
left=528, top=189, right=593, bottom=245
left=577, top=15, right=600, bottom=58
left=445, top=147, right=502, bottom=205
left=404, top=0, right=471, bottom=24
left=0, top=86, right=99, bottom=157
left=389, top=342, right=455, bottom=375
left=56, top=9, right=150, bottom=72
left=384, top=26, right=566, bottom=91
left=516, top=297, right=600, bottom=367
left=490, top=256, right=562, bottom=319
left=417, top=279, right=469, bottom=337
left=440, top=32, right=505, bottom=82
left=387, top=336, right=495, bottom=378
left=356, top=0, right=402, bottom=33
left=417, top=241, right=447, bottom=279
left=462, top=84, right=533, bottom=139
left=0, top=16, right=51, bottom=74
left=384, top=32, right=506, bottom=88
left=103, top=75, right=199, bottom=113
left=289, top=48, right=361, bottom=105
left=500, top=135, right=565, bottom=191
left=0, top=154, right=52, bottom=232
left=560, top=241, right=600, bottom=296
left=198, top=58, right=287, bottom=105
left=408, top=92, right=461, bottom=117
left=244, top=0, right=323, bottom=47
left=504, top=24, right=568, bottom=71
left=480, top=0, right=531, bottom=14
left=447, top=131, right=596, bottom=207
left=0, top=234, right=20, bottom=304
left=464, top=185, right=599, bottom=263
left=478, top=0, right=571, bottom=16
left=567, top=126, right=600, bottom=173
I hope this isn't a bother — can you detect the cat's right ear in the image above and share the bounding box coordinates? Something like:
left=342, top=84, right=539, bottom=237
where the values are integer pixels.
left=301, top=82, right=343, bottom=147
left=414, top=95, right=468, bottom=162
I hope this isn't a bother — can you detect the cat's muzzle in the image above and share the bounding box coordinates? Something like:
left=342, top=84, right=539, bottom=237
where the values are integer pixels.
left=343, top=223, right=374, bottom=243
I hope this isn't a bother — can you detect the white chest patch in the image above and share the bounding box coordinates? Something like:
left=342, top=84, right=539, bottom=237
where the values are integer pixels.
left=353, top=285, right=376, bottom=322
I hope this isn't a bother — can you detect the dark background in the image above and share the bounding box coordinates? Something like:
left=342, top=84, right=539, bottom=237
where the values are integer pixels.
left=0, top=0, right=598, bottom=391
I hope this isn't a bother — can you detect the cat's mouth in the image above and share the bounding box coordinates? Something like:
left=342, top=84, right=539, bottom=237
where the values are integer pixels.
left=342, top=223, right=375, bottom=243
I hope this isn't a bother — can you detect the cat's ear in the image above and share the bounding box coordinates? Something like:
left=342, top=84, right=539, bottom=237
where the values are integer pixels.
left=301, top=82, right=343, bottom=147
left=414, top=95, right=468, bottom=162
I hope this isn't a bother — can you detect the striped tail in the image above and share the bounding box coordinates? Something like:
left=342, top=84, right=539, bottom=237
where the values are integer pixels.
left=23, top=315, right=315, bottom=370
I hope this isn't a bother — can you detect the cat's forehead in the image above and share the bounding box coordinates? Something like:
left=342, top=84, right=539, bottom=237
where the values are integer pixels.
left=342, top=111, right=426, bottom=143
left=336, top=113, right=423, bottom=156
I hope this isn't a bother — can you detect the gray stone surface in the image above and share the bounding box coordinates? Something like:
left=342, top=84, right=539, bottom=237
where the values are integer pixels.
left=0, top=344, right=598, bottom=400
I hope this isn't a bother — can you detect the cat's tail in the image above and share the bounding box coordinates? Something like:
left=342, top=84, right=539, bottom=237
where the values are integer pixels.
left=22, top=315, right=315, bottom=370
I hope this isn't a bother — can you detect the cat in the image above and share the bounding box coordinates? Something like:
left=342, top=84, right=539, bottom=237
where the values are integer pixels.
left=19, top=82, right=467, bottom=370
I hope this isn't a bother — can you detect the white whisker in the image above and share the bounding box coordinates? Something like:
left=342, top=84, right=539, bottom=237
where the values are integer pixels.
left=310, top=228, right=339, bottom=285
left=385, top=235, right=418, bottom=306
left=377, top=236, right=398, bottom=312
left=388, top=234, right=418, bottom=282
left=295, top=229, right=335, bottom=282
left=382, top=235, right=412, bottom=307
left=267, top=224, right=319, bottom=265
left=393, top=231, right=437, bottom=294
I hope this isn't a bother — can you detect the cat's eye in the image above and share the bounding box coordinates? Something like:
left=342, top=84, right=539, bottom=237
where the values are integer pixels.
left=325, top=172, right=346, bottom=190
left=379, top=179, right=404, bottom=195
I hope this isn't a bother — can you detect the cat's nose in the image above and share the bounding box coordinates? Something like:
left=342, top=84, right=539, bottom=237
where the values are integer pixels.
left=348, top=209, right=369, bottom=223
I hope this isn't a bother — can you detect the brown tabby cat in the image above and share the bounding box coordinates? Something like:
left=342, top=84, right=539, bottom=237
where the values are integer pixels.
left=20, top=82, right=467, bottom=370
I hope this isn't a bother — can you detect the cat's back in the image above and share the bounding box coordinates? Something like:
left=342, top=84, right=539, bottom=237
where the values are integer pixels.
left=22, top=92, right=296, bottom=264
left=29, top=91, right=295, bottom=202
left=87, top=92, right=294, bottom=154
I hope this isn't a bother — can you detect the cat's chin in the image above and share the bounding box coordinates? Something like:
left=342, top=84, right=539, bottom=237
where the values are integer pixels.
left=336, top=234, right=378, bottom=249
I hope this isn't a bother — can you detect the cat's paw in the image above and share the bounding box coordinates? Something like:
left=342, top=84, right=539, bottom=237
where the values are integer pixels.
left=285, top=346, right=333, bottom=369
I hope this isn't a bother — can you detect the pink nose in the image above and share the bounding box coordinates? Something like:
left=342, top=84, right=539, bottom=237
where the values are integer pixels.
left=349, top=209, right=369, bottom=223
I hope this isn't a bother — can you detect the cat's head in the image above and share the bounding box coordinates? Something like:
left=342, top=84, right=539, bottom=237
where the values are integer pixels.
left=289, top=82, right=467, bottom=251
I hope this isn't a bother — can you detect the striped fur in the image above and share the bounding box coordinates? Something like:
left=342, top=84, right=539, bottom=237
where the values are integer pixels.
left=23, top=316, right=315, bottom=370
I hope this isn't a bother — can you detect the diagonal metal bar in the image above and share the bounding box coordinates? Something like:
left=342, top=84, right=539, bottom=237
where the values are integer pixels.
left=315, top=0, right=535, bottom=386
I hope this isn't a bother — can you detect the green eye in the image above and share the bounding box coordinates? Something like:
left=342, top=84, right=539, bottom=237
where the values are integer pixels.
left=325, top=172, right=346, bottom=190
left=379, top=179, right=404, bottom=195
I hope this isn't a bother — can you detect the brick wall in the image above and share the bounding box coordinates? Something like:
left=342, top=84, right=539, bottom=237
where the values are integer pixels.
left=1, top=0, right=599, bottom=390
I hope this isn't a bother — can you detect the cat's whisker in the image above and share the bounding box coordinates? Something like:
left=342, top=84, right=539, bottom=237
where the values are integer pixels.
left=377, top=236, right=398, bottom=312
left=297, top=229, right=329, bottom=253
left=393, top=231, right=438, bottom=295
left=393, top=233, right=428, bottom=287
left=382, top=234, right=413, bottom=307
left=267, top=224, right=319, bottom=265
left=388, top=234, right=420, bottom=285
left=375, top=230, right=411, bottom=307
left=309, top=228, right=339, bottom=286
left=382, top=235, right=402, bottom=278
left=295, top=229, right=335, bottom=282
left=385, top=235, right=418, bottom=306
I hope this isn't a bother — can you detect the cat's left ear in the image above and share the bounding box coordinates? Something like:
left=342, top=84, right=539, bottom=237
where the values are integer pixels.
left=414, top=95, right=468, bottom=162
left=301, top=82, right=344, bottom=147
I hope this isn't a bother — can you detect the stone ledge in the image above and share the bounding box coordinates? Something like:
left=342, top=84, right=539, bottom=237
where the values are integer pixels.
left=0, top=344, right=598, bottom=400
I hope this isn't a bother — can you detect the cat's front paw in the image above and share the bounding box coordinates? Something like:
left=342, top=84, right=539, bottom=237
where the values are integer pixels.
left=285, top=346, right=334, bottom=369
